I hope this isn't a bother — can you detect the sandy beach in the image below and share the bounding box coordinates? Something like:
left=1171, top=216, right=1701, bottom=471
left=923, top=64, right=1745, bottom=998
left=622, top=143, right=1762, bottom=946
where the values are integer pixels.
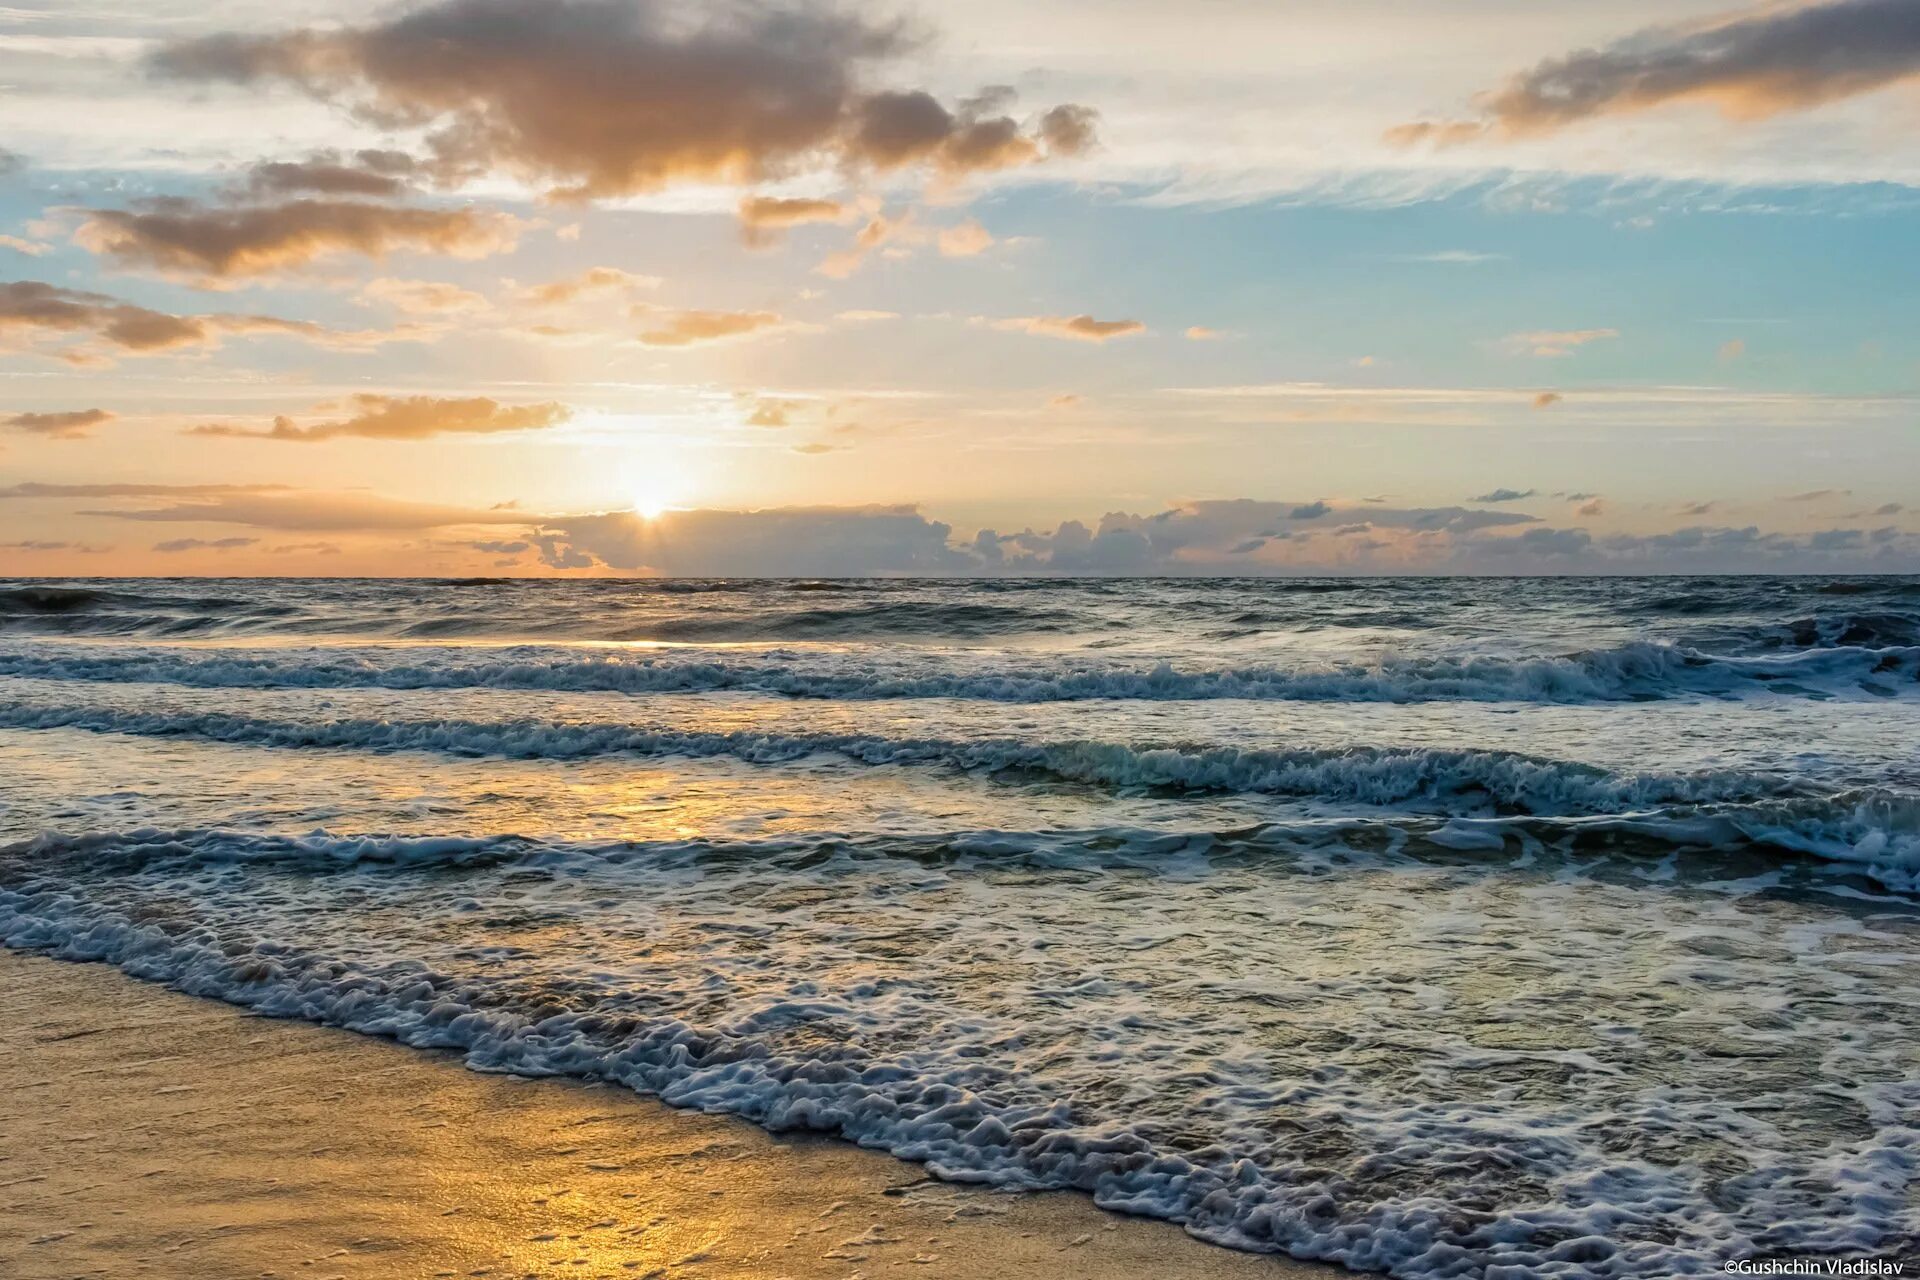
left=0, top=951, right=1334, bottom=1280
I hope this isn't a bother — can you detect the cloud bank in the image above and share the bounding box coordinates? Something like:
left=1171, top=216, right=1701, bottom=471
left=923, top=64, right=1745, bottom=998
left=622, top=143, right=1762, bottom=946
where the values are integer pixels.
left=517, top=498, right=1917, bottom=576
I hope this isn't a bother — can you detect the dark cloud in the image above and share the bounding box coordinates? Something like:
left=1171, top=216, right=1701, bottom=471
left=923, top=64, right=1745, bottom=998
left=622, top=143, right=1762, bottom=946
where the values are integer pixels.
left=0, top=280, right=426, bottom=363
left=244, top=149, right=421, bottom=198
left=0, top=149, right=24, bottom=178
left=1471, top=487, right=1538, bottom=503
left=1037, top=104, right=1099, bottom=156
left=189, top=394, right=570, bottom=442
left=151, top=0, right=1097, bottom=200
left=76, top=197, right=518, bottom=281
left=4, top=408, right=114, bottom=439
left=1390, top=0, right=1920, bottom=144
left=1, top=281, right=213, bottom=359
left=154, top=536, right=259, bottom=553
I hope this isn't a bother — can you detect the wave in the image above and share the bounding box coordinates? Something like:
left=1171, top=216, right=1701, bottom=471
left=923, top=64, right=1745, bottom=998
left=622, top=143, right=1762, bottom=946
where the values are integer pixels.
left=0, top=695, right=1811, bottom=810
left=9, top=802, right=1918, bottom=887
left=4, top=636, right=1914, bottom=704
left=3, top=827, right=1914, bottom=1275
left=0, top=885, right=1680, bottom=1277
left=1767, top=612, right=1920, bottom=650
left=627, top=601, right=1099, bottom=641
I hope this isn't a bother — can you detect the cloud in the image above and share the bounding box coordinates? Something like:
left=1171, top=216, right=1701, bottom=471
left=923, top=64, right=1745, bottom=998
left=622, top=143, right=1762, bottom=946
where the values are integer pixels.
left=75, top=197, right=520, bottom=282
left=5, top=408, right=114, bottom=439
left=534, top=505, right=969, bottom=575
left=0, top=481, right=292, bottom=500
left=1532, top=391, right=1563, bottom=410
left=836, top=308, right=899, bottom=322
left=0, top=540, right=109, bottom=554
left=744, top=398, right=798, bottom=428
left=1471, top=487, right=1538, bottom=503
left=244, top=150, right=420, bottom=198
left=0, top=235, right=52, bottom=257
left=1786, top=488, right=1850, bottom=501
left=0, top=149, right=23, bottom=178
left=1184, top=326, right=1223, bottom=341
left=1036, top=103, right=1099, bottom=157
left=1, top=281, right=212, bottom=359
left=993, top=314, right=1145, bottom=343
left=737, top=195, right=848, bottom=246
left=1575, top=496, right=1607, bottom=517
left=971, top=500, right=1538, bottom=574
left=637, top=308, right=782, bottom=347
left=189, top=394, right=571, bottom=443
left=85, top=490, right=533, bottom=531
left=1501, top=328, right=1618, bottom=358
left=1395, top=0, right=1920, bottom=143
left=1486, top=527, right=1594, bottom=558
left=1719, top=338, right=1747, bottom=362
left=0, top=280, right=427, bottom=364
left=815, top=207, right=915, bottom=278
left=849, top=87, right=1093, bottom=178
left=152, top=0, right=1096, bottom=200
left=1390, top=250, right=1505, bottom=264
left=360, top=276, right=489, bottom=315
left=153, top=536, right=259, bottom=553
left=936, top=219, right=994, bottom=258
left=518, top=266, right=659, bottom=306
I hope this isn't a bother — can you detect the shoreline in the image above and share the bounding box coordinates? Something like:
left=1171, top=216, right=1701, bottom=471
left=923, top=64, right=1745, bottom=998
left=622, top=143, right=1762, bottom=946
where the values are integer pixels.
left=0, top=950, right=1340, bottom=1280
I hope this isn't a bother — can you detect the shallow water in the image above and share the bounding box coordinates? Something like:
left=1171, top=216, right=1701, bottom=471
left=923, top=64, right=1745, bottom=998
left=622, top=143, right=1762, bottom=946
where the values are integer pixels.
left=2, top=575, right=1917, bottom=1275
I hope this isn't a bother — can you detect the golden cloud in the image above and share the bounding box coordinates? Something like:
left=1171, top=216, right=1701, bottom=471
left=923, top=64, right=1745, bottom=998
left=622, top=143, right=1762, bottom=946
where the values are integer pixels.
left=189, top=394, right=571, bottom=442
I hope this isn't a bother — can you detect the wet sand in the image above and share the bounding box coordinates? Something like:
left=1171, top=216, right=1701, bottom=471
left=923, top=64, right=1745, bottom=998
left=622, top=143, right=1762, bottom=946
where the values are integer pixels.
left=0, top=950, right=1339, bottom=1280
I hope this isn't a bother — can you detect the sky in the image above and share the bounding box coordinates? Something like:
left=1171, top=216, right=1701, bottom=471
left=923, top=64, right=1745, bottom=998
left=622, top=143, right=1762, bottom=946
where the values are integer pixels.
left=1, top=0, right=1917, bottom=577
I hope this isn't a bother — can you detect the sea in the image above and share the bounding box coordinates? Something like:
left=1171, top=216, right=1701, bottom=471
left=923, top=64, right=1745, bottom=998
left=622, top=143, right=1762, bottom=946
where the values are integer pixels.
left=1, top=574, right=1917, bottom=1275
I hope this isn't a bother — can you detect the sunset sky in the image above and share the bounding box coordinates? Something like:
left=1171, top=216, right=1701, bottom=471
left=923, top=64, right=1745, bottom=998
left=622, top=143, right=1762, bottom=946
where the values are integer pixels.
left=2, top=0, right=1917, bottom=576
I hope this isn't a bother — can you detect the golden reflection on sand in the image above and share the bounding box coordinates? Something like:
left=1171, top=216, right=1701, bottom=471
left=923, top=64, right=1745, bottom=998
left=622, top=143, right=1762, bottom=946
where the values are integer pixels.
left=1, top=952, right=1329, bottom=1280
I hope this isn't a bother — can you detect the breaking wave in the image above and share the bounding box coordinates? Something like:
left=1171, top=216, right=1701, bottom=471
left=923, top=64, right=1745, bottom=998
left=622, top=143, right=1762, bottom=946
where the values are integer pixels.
left=3, top=636, right=1914, bottom=703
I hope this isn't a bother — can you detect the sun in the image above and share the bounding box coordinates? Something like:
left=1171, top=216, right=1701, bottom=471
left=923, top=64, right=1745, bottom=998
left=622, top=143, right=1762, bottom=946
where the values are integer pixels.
left=626, top=461, right=686, bottom=519
left=629, top=487, right=672, bottom=520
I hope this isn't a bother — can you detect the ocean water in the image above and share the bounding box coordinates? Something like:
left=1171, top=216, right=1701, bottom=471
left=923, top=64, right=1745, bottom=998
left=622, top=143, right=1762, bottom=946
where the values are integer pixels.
left=2, top=575, right=1918, bottom=1275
